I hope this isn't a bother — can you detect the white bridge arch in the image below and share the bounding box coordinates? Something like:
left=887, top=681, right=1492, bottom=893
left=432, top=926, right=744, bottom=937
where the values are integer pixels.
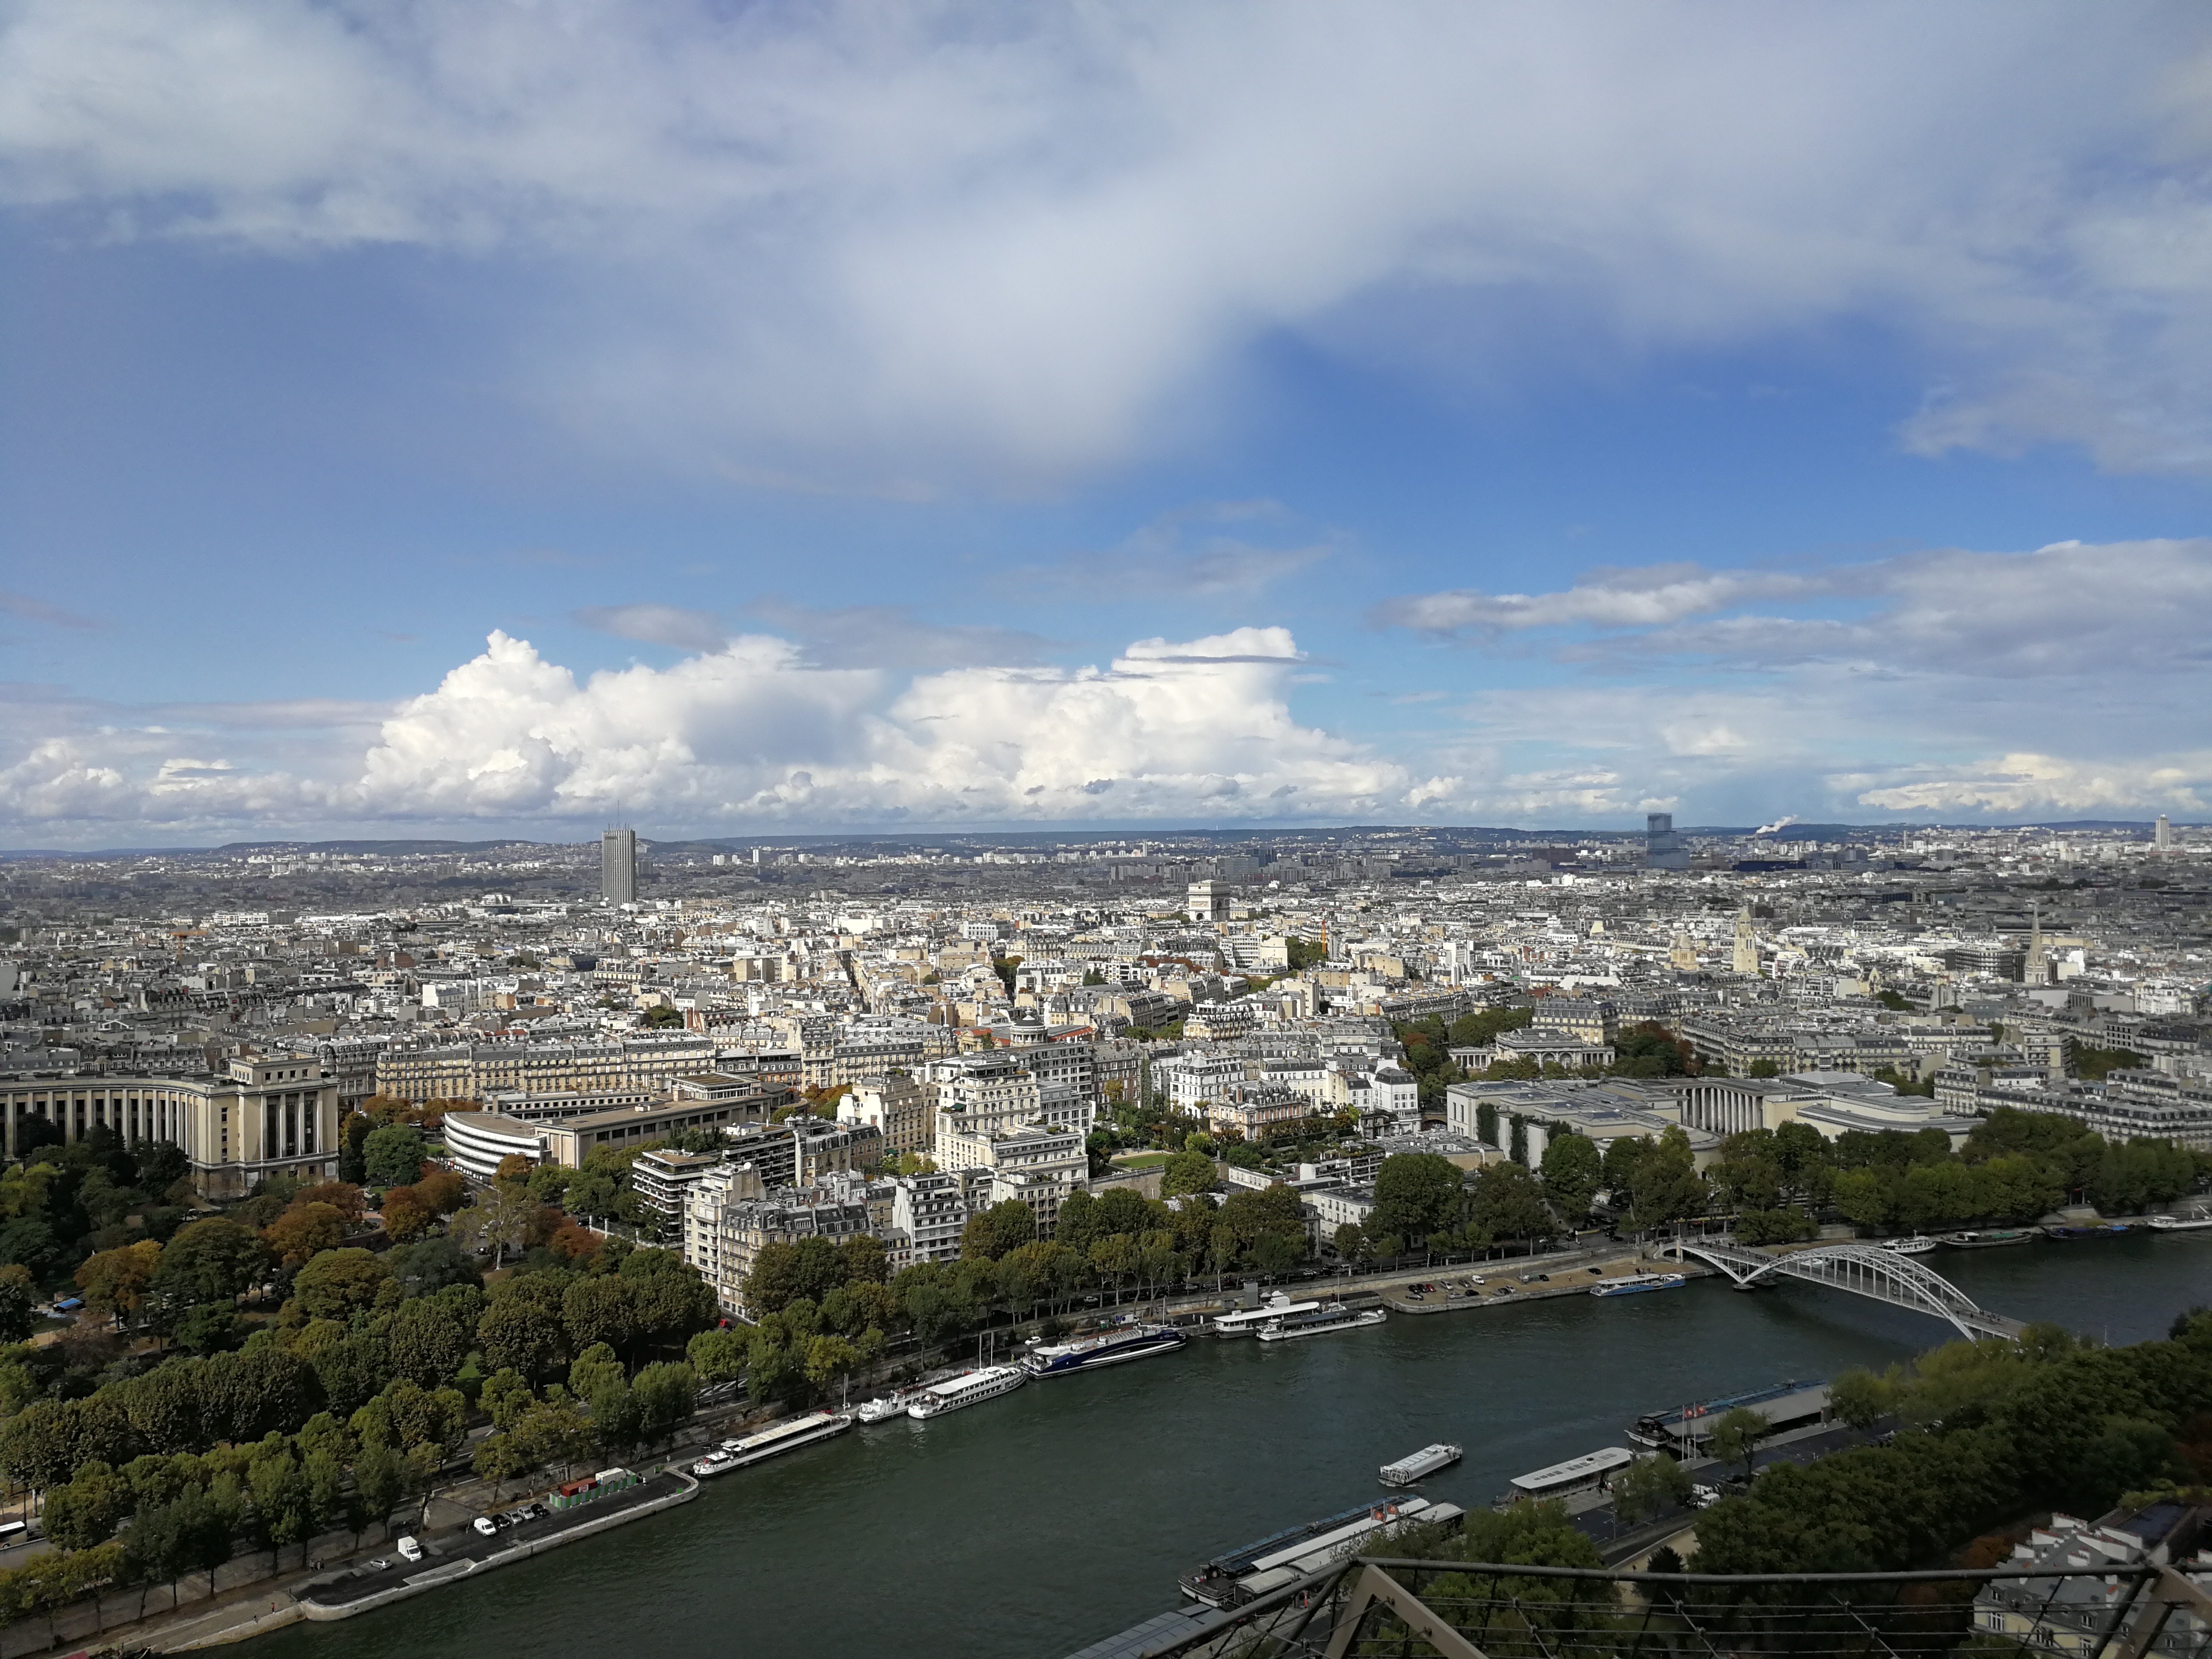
left=1670, top=1239, right=2024, bottom=1342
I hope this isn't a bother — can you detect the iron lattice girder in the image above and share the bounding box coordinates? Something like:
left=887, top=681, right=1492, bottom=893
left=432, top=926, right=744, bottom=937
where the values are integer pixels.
left=1674, top=1240, right=2021, bottom=1340
left=1123, top=1560, right=2212, bottom=1659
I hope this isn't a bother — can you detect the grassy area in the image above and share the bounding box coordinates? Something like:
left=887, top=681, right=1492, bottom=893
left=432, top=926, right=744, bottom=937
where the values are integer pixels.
left=1109, top=1151, right=1172, bottom=1170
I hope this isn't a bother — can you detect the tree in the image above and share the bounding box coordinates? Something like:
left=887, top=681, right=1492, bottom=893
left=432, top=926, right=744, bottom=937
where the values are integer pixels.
left=261, top=1202, right=347, bottom=1268
left=1706, top=1406, right=1770, bottom=1482
left=1627, top=1127, right=1708, bottom=1232
left=76, top=1241, right=163, bottom=1326
left=388, top=1288, right=481, bottom=1389
left=686, top=1326, right=748, bottom=1387
left=377, top=1186, right=434, bottom=1244
left=42, top=1459, right=131, bottom=1551
left=478, top=1295, right=565, bottom=1383
left=415, top=1167, right=468, bottom=1215
left=450, top=1185, right=540, bottom=1270
left=386, top=1235, right=484, bottom=1298
left=152, top=1219, right=268, bottom=1309
left=246, top=1441, right=311, bottom=1569
left=1372, top=1154, right=1466, bottom=1243
left=960, top=1200, right=1036, bottom=1262
left=352, top=1442, right=404, bottom=1541
left=1539, top=1133, right=1603, bottom=1226
left=291, top=1248, right=392, bottom=1321
left=0, top=1267, right=34, bottom=1345
left=562, top=1274, right=637, bottom=1357
left=1828, top=1367, right=1897, bottom=1430
left=1158, top=1150, right=1219, bottom=1198
left=1612, top=1453, right=1691, bottom=1524
left=1470, top=1161, right=1551, bottom=1241
left=633, top=1361, right=697, bottom=1446
left=362, top=1126, right=426, bottom=1189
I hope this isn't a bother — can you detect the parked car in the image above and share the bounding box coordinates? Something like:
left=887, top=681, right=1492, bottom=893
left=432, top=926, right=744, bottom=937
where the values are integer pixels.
left=396, top=1536, right=425, bottom=1562
left=365, top=1558, right=391, bottom=1572
left=472, top=1517, right=497, bottom=1536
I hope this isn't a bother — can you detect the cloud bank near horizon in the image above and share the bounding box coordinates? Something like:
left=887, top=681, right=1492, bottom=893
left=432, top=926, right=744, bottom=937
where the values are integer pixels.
left=4, top=539, right=2209, bottom=842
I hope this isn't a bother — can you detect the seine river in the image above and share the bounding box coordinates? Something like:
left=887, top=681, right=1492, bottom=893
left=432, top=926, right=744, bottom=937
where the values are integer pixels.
left=244, top=1234, right=2210, bottom=1659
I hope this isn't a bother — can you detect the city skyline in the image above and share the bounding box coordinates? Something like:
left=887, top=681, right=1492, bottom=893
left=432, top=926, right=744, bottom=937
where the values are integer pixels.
left=7, top=5, right=2212, bottom=846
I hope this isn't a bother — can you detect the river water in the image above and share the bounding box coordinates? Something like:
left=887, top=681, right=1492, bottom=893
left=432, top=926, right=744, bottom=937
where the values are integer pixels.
left=244, top=1234, right=2210, bottom=1659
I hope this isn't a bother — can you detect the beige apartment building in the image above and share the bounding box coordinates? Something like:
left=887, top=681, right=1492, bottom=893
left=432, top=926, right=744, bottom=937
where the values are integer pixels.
left=372, top=1035, right=718, bottom=1102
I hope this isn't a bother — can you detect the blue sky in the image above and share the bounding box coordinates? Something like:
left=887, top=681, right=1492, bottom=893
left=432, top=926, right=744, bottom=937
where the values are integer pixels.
left=4, top=2, right=2211, bottom=845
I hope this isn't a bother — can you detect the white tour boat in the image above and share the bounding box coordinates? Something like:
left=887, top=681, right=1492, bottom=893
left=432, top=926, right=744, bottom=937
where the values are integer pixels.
left=1212, top=1292, right=1321, bottom=1337
left=1255, top=1303, right=1388, bottom=1342
left=2148, top=1208, right=2212, bottom=1233
left=907, top=1364, right=1026, bottom=1420
left=1380, top=1443, right=1463, bottom=1486
left=719, top=1409, right=855, bottom=1467
left=855, top=1390, right=921, bottom=1423
left=690, top=1448, right=738, bottom=1478
left=1879, top=1235, right=1938, bottom=1255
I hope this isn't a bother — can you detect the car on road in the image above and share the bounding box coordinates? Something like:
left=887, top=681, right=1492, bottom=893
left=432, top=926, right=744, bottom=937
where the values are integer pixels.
left=472, top=1517, right=498, bottom=1536
left=365, top=1558, right=391, bottom=1572
left=396, top=1536, right=425, bottom=1562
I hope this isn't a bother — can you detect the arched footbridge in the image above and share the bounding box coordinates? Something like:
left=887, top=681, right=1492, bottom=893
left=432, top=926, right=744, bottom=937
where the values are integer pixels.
left=1668, top=1239, right=2025, bottom=1341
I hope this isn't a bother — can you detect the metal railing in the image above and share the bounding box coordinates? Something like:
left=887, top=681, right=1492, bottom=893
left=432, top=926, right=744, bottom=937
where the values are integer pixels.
left=1124, top=1558, right=2212, bottom=1659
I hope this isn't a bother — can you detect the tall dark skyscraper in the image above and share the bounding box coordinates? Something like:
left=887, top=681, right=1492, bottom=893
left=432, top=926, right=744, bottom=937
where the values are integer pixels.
left=601, top=828, right=638, bottom=903
left=1646, top=812, right=1689, bottom=871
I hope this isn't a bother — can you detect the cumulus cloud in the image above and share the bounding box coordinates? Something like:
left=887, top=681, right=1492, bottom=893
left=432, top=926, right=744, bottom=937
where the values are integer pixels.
left=1849, top=753, right=2212, bottom=816
left=6, top=4, right=2212, bottom=479
left=0, top=626, right=1454, bottom=832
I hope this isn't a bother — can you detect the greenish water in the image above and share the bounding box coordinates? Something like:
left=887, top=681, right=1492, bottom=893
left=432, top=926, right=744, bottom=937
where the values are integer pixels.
left=245, top=1234, right=2211, bottom=1659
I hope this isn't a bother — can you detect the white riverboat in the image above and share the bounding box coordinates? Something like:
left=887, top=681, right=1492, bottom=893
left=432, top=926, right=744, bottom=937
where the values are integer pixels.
left=855, top=1389, right=921, bottom=1423
left=1591, top=1272, right=1686, bottom=1298
left=908, top=1364, right=1026, bottom=1420
left=1213, top=1292, right=1321, bottom=1337
left=1255, top=1303, right=1388, bottom=1342
left=1380, top=1443, right=1463, bottom=1486
left=1879, top=1235, right=1938, bottom=1255
left=690, top=1448, right=738, bottom=1478
left=1179, top=1495, right=1457, bottom=1608
left=2149, top=1209, right=2212, bottom=1232
left=1022, top=1322, right=1186, bottom=1377
left=720, top=1409, right=855, bottom=1467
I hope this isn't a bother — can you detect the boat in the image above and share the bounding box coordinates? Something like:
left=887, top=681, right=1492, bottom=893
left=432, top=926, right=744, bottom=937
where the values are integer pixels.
left=1380, top=1443, right=1463, bottom=1486
left=2148, top=1209, right=2212, bottom=1233
left=1255, top=1303, right=1388, bottom=1342
left=719, top=1409, right=855, bottom=1467
left=1591, top=1272, right=1686, bottom=1297
left=1628, top=1378, right=1828, bottom=1455
left=1878, top=1235, right=1937, bottom=1255
left=907, top=1364, right=1026, bottom=1420
left=1937, top=1229, right=2035, bottom=1249
left=690, top=1448, right=738, bottom=1478
left=855, top=1390, right=921, bottom=1423
left=1022, top=1322, right=1187, bottom=1377
left=1178, top=1496, right=1457, bottom=1608
left=1213, top=1292, right=1321, bottom=1336
left=2044, top=1223, right=2131, bottom=1240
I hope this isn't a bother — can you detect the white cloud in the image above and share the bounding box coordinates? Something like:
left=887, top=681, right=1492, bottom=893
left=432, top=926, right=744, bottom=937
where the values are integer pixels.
left=6, top=4, right=2212, bottom=479
left=1850, top=753, right=2212, bottom=817
left=0, top=625, right=1456, bottom=833
left=1372, top=565, right=1826, bottom=637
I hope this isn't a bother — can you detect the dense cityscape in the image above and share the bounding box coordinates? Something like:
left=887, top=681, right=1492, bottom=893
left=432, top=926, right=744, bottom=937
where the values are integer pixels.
left=0, top=817, right=2203, bottom=1651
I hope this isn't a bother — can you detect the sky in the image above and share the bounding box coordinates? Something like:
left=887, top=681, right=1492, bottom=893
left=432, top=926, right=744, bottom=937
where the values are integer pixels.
left=4, top=2, right=2212, bottom=847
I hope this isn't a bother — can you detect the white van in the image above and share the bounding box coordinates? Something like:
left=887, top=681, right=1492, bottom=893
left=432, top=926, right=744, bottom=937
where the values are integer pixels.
left=395, top=1536, right=424, bottom=1563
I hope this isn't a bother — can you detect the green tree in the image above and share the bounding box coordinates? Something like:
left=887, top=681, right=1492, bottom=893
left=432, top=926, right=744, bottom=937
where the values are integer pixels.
left=1469, top=1161, right=1550, bottom=1240
left=634, top=1360, right=697, bottom=1446
left=352, top=1441, right=404, bottom=1541
left=1612, top=1453, right=1691, bottom=1524
left=1371, top=1153, right=1466, bottom=1243
left=362, top=1126, right=427, bottom=1189
left=1539, top=1133, right=1603, bottom=1226
left=1706, top=1406, right=1770, bottom=1482
left=151, top=1219, right=269, bottom=1310
left=686, top=1326, right=748, bottom=1386
left=291, top=1248, right=392, bottom=1321
left=1828, top=1367, right=1897, bottom=1430
left=41, top=1459, right=131, bottom=1551
left=960, top=1199, right=1037, bottom=1262
left=1158, top=1150, right=1218, bottom=1198
left=561, top=1274, right=637, bottom=1357
left=477, top=1294, right=564, bottom=1383
left=387, top=1286, right=481, bottom=1389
